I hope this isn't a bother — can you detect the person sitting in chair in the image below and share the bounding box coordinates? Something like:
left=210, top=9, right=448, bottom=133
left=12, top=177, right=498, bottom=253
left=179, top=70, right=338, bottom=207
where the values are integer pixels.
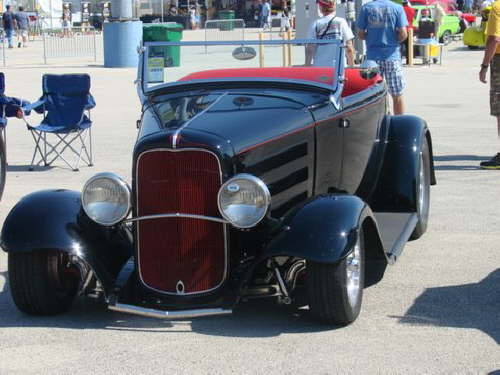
left=417, top=8, right=436, bottom=40
left=416, top=8, right=438, bottom=64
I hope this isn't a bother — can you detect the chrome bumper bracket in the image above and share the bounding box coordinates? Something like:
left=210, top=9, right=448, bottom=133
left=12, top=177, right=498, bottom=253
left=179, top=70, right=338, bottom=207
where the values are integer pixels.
left=108, top=302, right=233, bottom=320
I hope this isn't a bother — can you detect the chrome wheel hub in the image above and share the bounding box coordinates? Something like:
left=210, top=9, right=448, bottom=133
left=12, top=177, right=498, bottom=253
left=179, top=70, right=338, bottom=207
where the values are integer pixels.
left=346, top=238, right=361, bottom=309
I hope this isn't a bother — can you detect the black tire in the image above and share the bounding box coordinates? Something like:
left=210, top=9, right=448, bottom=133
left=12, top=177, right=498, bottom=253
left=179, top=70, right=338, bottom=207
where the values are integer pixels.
left=440, top=30, right=452, bottom=45
left=8, top=250, right=81, bottom=315
left=410, top=140, right=431, bottom=240
left=306, top=232, right=365, bottom=326
left=0, top=132, right=5, bottom=201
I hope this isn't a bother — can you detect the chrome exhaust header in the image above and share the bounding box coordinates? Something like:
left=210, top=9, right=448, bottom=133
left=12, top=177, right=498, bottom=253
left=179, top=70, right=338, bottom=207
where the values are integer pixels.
left=108, top=302, right=232, bottom=319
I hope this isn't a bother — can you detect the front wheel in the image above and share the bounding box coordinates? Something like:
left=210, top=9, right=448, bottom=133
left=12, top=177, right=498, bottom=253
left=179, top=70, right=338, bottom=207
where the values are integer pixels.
left=306, top=232, right=365, bottom=325
left=440, top=30, right=452, bottom=45
left=8, top=250, right=81, bottom=315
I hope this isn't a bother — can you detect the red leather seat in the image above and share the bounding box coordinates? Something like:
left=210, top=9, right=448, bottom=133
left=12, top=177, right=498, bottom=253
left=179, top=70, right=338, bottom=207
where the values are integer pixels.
left=179, top=67, right=382, bottom=97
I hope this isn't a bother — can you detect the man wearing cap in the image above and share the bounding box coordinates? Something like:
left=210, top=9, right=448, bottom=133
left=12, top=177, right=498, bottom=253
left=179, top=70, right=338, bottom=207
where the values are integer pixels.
left=479, top=0, right=500, bottom=169
left=305, top=0, right=355, bottom=67
left=356, top=0, right=408, bottom=114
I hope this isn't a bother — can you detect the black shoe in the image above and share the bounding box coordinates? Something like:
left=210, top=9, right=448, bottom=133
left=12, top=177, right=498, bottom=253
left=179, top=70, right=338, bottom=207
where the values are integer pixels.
left=479, top=153, right=500, bottom=169
left=17, top=42, right=21, bottom=48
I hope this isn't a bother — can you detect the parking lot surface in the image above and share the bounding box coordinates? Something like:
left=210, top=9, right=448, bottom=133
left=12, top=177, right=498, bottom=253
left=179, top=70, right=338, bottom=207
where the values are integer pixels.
left=0, top=35, right=498, bottom=374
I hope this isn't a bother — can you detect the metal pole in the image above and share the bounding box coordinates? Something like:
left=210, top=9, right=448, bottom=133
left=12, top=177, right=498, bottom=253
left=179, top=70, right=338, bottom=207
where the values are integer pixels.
left=2, top=31, right=5, bottom=67
left=287, top=30, right=292, bottom=66
left=49, top=0, right=53, bottom=29
left=408, top=27, right=413, bottom=67
left=161, top=0, right=164, bottom=22
left=259, top=31, right=264, bottom=67
left=42, top=30, right=47, bottom=64
left=93, top=27, right=97, bottom=61
left=282, top=32, right=287, bottom=67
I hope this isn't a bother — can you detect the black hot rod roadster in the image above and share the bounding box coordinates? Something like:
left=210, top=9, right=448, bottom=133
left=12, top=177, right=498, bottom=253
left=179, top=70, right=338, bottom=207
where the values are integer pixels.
left=1, top=40, right=435, bottom=325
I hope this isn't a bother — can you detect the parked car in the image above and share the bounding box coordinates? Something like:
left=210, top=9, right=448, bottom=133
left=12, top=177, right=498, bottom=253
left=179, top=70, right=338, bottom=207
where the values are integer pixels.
left=413, top=5, right=461, bottom=44
left=1, top=40, right=436, bottom=326
left=410, top=0, right=476, bottom=25
left=445, top=3, right=476, bottom=26
left=464, top=5, right=490, bottom=49
left=463, top=23, right=486, bottom=49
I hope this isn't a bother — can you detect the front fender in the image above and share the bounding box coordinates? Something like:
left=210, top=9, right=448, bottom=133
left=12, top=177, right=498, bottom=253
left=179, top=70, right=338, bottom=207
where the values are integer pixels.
left=264, top=195, right=383, bottom=264
left=0, top=190, right=133, bottom=296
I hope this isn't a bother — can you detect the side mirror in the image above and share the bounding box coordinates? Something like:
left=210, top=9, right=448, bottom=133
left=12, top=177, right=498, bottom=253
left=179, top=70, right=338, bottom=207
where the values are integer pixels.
left=359, top=60, right=380, bottom=80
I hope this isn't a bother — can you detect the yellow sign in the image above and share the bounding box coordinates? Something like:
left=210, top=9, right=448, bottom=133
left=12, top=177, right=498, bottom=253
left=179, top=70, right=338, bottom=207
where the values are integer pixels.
left=148, top=57, right=164, bottom=84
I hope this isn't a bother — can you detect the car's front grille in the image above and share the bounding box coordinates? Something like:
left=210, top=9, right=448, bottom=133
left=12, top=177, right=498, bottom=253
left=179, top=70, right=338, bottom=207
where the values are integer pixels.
left=136, top=149, right=226, bottom=295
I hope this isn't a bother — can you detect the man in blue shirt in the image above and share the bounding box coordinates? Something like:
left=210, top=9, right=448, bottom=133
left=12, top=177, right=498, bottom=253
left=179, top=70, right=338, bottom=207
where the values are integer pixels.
left=356, top=0, right=408, bottom=114
left=15, top=6, right=29, bottom=48
left=2, top=5, right=17, bottom=49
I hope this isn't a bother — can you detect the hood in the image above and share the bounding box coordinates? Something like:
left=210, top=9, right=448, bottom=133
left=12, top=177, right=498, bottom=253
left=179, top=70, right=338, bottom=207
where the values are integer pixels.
left=150, top=90, right=323, bottom=155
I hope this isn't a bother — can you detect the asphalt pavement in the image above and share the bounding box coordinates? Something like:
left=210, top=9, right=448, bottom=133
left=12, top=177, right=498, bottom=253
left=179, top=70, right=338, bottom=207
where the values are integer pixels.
left=0, top=34, right=498, bottom=374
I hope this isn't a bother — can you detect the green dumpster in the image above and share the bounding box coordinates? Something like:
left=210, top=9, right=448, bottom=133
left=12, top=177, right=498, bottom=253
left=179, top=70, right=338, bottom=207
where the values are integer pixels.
left=143, top=23, right=183, bottom=67
left=218, top=10, right=235, bottom=31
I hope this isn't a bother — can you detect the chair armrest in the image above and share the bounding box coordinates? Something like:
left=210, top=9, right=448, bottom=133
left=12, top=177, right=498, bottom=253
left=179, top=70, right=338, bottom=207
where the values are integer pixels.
left=85, top=94, right=96, bottom=110
left=0, top=96, right=32, bottom=117
left=22, top=99, right=45, bottom=115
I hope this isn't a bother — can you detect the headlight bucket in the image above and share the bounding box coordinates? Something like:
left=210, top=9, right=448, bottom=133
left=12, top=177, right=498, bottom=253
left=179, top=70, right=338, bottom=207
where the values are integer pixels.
left=218, top=174, right=271, bottom=229
left=82, top=173, right=131, bottom=226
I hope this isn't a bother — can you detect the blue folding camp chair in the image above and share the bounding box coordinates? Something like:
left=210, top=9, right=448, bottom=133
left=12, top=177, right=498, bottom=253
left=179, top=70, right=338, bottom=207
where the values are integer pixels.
left=24, top=74, right=95, bottom=171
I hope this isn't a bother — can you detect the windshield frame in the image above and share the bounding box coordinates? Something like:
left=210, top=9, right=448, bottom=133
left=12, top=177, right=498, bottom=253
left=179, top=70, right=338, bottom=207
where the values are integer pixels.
left=137, top=39, right=346, bottom=107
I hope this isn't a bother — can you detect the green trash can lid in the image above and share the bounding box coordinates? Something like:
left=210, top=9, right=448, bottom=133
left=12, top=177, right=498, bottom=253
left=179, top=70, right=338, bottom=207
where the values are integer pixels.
left=143, top=23, right=183, bottom=28
left=164, top=22, right=184, bottom=31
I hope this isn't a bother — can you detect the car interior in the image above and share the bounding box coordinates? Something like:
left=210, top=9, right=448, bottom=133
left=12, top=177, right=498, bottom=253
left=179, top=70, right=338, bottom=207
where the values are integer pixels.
left=179, top=67, right=383, bottom=98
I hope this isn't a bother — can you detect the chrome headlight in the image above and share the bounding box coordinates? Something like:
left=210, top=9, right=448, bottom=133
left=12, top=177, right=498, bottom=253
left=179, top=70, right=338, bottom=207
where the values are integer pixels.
left=82, top=173, right=131, bottom=226
left=218, top=174, right=271, bottom=229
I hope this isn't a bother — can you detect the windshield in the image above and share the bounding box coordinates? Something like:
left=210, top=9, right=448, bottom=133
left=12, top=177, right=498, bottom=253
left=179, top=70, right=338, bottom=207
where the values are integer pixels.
left=139, top=39, right=345, bottom=97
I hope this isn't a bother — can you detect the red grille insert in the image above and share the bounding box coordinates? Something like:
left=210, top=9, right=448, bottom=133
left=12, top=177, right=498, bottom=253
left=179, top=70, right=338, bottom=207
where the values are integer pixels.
left=137, top=149, right=225, bottom=294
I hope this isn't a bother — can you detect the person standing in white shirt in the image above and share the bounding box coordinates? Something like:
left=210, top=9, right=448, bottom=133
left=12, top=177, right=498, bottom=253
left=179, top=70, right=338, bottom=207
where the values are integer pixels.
left=305, top=0, right=355, bottom=67
left=261, top=0, right=272, bottom=30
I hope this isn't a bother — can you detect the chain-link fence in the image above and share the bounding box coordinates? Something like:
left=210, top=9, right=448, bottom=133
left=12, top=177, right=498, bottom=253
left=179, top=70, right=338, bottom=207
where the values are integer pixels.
left=42, top=26, right=97, bottom=64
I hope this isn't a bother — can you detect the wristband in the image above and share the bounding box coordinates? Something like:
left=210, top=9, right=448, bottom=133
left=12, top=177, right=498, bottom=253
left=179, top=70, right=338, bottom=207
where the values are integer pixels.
left=481, top=64, right=489, bottom=69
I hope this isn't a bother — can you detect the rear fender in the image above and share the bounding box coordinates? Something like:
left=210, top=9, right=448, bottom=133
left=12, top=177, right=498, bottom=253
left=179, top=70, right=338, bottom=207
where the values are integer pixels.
left=264, top=195, right=387, bottom=265
left=0, top=190, right=133, bottom=296
left=369, top=115, right=435, bottom=212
